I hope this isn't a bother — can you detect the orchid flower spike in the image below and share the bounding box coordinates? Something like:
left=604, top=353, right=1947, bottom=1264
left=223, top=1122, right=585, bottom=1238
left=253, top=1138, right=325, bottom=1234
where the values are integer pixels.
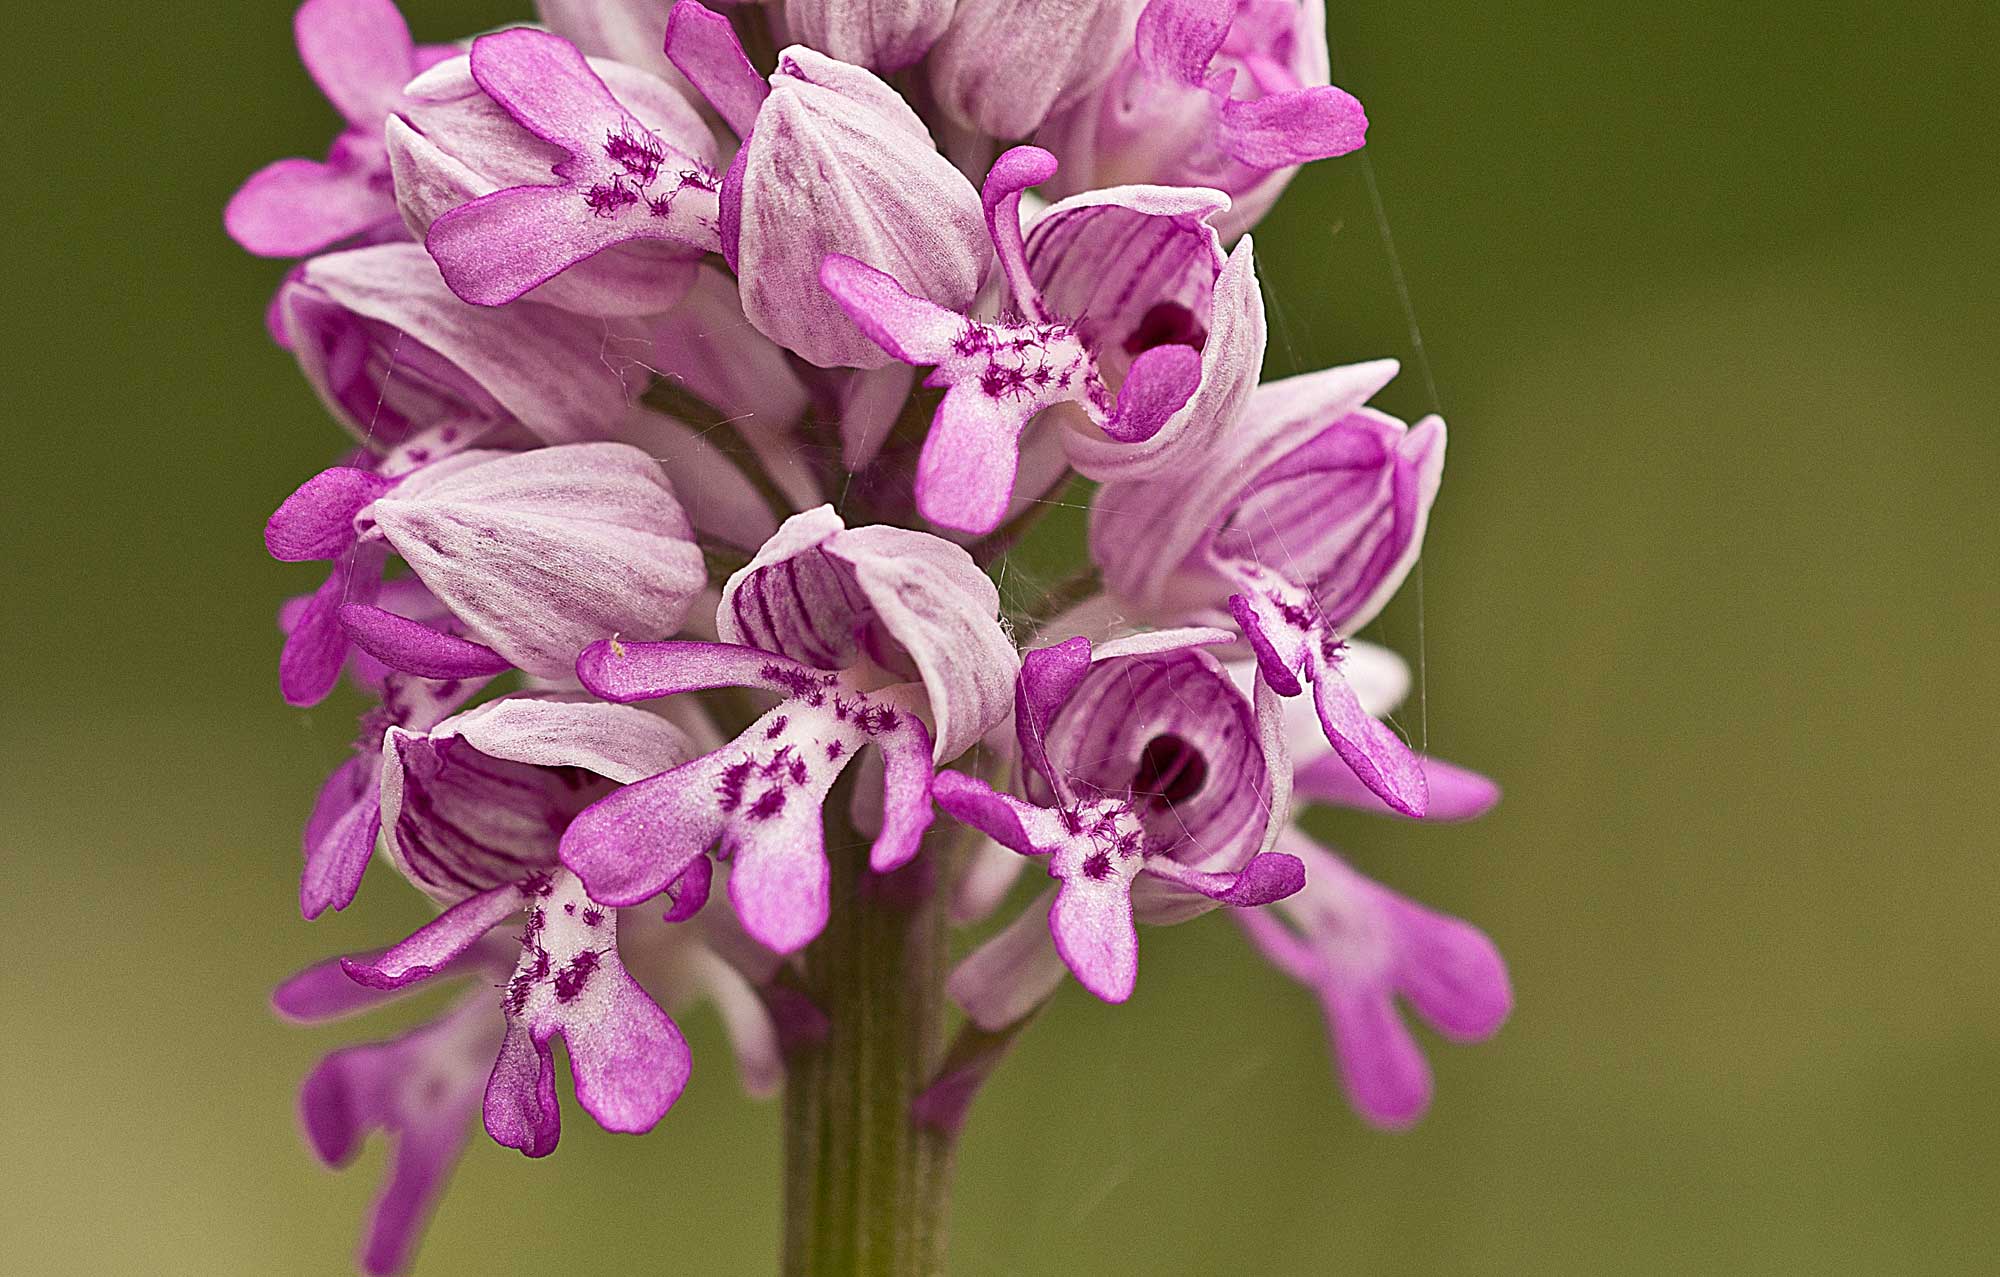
left=938, top=630, right=1300, bottom=1014
left=1092, top=360, right=1444, bottom=816
left=226, top=0, right=456, bottom=257
left=1038, top=0, right=1367, bottom=236
left=265, top=443, right=705, bottom=706
left=821, top=145, right=1267, bottom=532
left=1235, top=833, right=1511, bottom=1127
left=560, top=507, right=1018, bottom=953
left=388, top=27, right=722, bottom=314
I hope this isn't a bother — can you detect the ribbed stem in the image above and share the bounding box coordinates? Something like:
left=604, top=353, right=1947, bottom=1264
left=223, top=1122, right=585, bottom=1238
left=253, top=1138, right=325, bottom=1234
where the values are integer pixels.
left=781, top=814, right=959, bottom=1276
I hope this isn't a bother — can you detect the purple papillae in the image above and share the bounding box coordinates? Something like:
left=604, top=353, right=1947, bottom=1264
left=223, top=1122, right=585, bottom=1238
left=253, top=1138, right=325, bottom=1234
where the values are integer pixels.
left=236, top=0, right=1506, bottom=1268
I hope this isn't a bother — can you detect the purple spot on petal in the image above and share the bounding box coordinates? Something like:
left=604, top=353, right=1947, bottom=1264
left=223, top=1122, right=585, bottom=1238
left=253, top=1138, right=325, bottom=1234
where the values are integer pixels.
left=605, top=127, right=665, bottom=184
left=584, top=179, right=639, bottom=218
left=553, top=949, right=601, bottom=1002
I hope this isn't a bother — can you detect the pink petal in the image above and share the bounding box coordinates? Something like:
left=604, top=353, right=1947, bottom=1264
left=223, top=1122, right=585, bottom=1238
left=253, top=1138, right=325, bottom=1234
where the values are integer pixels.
left=1219, top=85, right=1368, bottom=168
left=1294, top=752, right=1500, bottom=821
left=914, top=383, right=1029, bottom=534
left=577, top=639, right=819, bottom=702
left=1014, top=636, right=1094, bottom=791
left=1141, top=849, right=1304, bottom=906
left=948, top=893, right=1070, bottom=1030
left=1102, top=342, right=1202, bottom=443
left=870, top=716, right=936, bottom=871
left=267, top=466, right=391, bottom=562
left=930, top=771, right=1042, bottom=856
left=225, top=155, right=394, bottom=258
left=662, top=0, right=770, bottom=137
left=818, top=254, right=968, bottom=365
left=725, top=791, right=832, bottom=954
left=1311, top=665, right=1428, bottom=818
left=483, top=1021, right=562, bottom=1156
left=1133, top=0, right=1232, bottom=87
left=559, top=757, right=727, bottom=907
left=1386, top=895, right=1513, bottom=1042
left=982, top=146, right=1060, bottom=317
left=296, top=0, right=418, bottom=127
left=427, top=183, right=658, bottom=307
left=300, top=755, right=380, bottom=919
left=338, top=604, right=514, bottom=679
left=340, top=881, right=524, bottom=990
left=1048, top=874, right=1139, bottom=1003
left=1328, top=980, right=1433, bottom=1129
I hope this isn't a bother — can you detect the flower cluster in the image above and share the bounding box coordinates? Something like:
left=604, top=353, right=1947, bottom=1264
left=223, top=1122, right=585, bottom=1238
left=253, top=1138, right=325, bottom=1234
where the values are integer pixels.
left=237, top=0, right=1509, bottom=1270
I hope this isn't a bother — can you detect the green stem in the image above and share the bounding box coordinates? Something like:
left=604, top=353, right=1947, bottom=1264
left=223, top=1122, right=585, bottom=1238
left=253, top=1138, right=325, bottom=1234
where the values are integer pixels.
left=781, top=810, right=961, bottom=1276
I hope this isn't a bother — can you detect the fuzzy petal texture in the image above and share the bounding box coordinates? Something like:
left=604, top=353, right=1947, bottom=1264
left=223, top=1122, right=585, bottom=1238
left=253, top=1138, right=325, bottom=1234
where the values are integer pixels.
left=477, top=871, right=690, bottom=1155
left=366, top=443, right=705, bottom=680
left=663, top=0, right=772, bottom=137
left=724, top=46, right=990, bottom=367
left=928, top=0, right=1139, bottom=138
left=1089, top=357, right=1404, bottom=615
left=565, top=645, right=933, bottom=950
left=1062, top=236, right=1266, bottom=482
left=280, top=244, right=640, bottom=457
left=784, top=0, right=956, bottom=70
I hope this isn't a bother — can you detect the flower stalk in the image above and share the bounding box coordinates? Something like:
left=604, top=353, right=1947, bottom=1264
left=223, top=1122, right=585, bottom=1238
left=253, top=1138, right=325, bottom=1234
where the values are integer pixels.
left=781, top=804, right=961, bottom=1276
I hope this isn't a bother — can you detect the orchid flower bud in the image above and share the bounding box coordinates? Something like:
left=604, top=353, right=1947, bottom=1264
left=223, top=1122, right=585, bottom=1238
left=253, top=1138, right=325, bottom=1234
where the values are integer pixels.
left=926, top=0, right=1140, bottom=139
left=1037, top=0, right=1365, bottom=237
left=266, top=444, right=707, bottom=703
left=388, top=28, right=723, bottom=316
left=783, top=0, right=958, bottom=70
left=665, top=3, right=991, bottom=367
left=277, top=243, right=641, bottom=472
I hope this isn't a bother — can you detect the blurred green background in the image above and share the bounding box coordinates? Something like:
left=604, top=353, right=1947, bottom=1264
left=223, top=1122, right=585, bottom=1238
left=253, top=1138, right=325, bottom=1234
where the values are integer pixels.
left=4, top=1, right=1996, bottom=1272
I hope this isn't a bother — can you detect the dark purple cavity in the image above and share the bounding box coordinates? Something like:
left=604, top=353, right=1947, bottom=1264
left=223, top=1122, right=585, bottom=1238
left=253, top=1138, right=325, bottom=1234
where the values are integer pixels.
left=1134, top=734, right=1208, bottom=808
left=1122, top=301, right=1208, bottom=356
